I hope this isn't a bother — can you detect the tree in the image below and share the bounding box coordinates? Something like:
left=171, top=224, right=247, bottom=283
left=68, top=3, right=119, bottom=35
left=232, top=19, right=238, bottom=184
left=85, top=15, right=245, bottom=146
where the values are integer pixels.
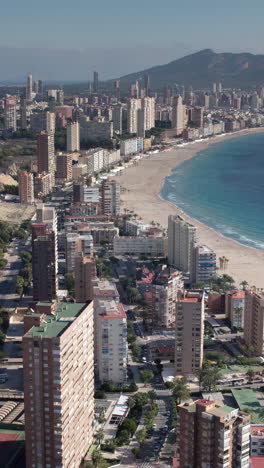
left=140, top=369, right=154, bottom=386
left=240, top=280, right=248, bottom=290
left=95, top=429, right=105, bottom=446
left=14, top=275, right=24, bottom=296
left=148, top=390, right=157, bottom=404
left=172, top=377, right=190, bottom=405
left=246, top=369, right=255, bottom=381
left=127, top=286, right=141, bottom=304
left=91, top=449, right=103, bottom=468
left=65, top=273, right=75, bottom=296
left=196, top=367, right=221, bottom=392
left=119, top=418, right=137, bottom=436
left=20, top=250, right=32, bottom=264
left=136, top=428, right=147, bottom=445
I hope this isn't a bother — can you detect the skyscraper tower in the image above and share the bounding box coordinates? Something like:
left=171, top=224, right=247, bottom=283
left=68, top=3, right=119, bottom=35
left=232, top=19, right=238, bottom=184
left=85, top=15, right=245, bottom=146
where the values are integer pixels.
left=38, top=79, right=43, bottom=97
left=4, top=96, right=17, bottom=131
left=168, top=215, right=197, bottom=276
left=93, top=71, right=99, bottom=93
left=26, top=73, right=33, bottom=101
left=101, top=180, right=121, bottom=216
left=171, top=95, right=184, bottom=135
left=66, top=121, right=80, bottom=152
left=144, top=74, right=150, bottom=96
left=23, top=301, right=94, bottom=468
left=37, top=131, right=56, bottom=186
left=18, top=171, right=34, bottom=205
left=32, top=223, right=58, bottom=301
left=114, top=79, right=120, bottom=100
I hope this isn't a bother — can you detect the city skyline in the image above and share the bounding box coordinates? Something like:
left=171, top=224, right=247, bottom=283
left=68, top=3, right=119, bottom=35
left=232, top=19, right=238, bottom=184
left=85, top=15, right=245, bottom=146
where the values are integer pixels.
left=1, top=0, right=264, bottom=81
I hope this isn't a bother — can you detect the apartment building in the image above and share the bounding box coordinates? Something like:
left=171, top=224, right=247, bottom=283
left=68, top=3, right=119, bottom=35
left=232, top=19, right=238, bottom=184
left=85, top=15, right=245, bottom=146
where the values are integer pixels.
left=80, top=119, right=113, bottom=141
left=113, top=236, right=167, bottom=257
left=101, top=180, right=120, bottom=216
left=35, top=172, right=53, bottom=197
left=23, top=301, right=94, bottom=468
left=244, top=290, right=264, bottom=355
left=175, top=290, right=204, bottom=375
left=74, top=254, right=97, bottom=302
left=194, top=244, right=216, bottom=284
left=56, top=153, right=72, bottom=181
left=151, top=267, right=184, bottom=328
left=65, top=232, right=94, bottom=273
left=225, top=290, right=245, bottom=329
left=178, top=399, right=251, bottom=468
left=66, top=121, right=80, bottom=152
left=94, top=295, right=127, bottom=384
left=4, top=96, right=17, bottom=131
left=73, top=184, right=100, bottom=203
left=37, top=131, right=56, bottom=187
left=251, top=425, right=264, bottom=457
left=168, top=215, right=197, bottom=279
left=18, top=171, right=34, bottom=205
left=120, top=137, right=143, bottom=157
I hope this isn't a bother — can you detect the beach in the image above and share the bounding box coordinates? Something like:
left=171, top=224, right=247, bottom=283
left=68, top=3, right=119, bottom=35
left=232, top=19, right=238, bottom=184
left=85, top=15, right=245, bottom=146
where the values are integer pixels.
left=117, top=128, right=264, bottom=288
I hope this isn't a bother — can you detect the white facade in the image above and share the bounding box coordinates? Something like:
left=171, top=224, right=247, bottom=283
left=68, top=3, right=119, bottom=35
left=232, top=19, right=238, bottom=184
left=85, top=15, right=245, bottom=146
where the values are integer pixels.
left=171, top=95, right=184, bottom=132
left=168, top=215, right=197, bottom=277
left=114, top=236, right=167, bottom=257
left=125, top=219, right=151, bottom=236
left=94, top=298, right=128, bottom=384
left=67, top=122, right=80, bottom=152
left=194, top=244, right=216, bottom=283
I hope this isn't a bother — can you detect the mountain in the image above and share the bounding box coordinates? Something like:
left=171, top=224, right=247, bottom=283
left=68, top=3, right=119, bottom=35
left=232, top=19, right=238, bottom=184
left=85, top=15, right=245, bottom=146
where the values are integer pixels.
left=115, top=49, right=264, bottom=90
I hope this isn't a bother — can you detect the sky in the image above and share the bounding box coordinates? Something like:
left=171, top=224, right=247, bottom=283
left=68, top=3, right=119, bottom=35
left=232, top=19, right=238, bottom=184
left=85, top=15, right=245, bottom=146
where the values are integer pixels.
left=1, top=0, right=264, bottom=82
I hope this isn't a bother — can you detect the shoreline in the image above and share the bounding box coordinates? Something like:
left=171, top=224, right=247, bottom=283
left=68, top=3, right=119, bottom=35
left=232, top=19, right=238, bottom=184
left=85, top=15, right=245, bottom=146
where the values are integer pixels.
left=117, top=128, right=264, bottom=288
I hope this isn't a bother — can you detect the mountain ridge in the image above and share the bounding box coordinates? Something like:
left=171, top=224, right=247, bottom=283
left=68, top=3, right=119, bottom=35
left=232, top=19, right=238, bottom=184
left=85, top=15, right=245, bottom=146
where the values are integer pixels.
left=114, top=49, right=264, bottom=90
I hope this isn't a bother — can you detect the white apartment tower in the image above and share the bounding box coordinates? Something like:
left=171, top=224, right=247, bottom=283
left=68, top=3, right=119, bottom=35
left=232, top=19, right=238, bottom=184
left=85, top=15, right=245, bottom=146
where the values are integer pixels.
left=102, top=180, right=120, bottom=216
left=168, top=215, right=197, bottom=277
left=26, top=73, right=33, bottom=101
left=171, top=95, right=184, bottom=134
left=127, top=97, right=155, bottom=136
left=67, top=121, right=80, bottom=152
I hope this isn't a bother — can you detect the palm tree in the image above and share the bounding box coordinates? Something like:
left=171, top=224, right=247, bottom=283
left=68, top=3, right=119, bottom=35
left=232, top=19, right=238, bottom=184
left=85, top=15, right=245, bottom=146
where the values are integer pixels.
left=172, top=377, right=190, bottom=405
left=240, top=280, right=248, bottom=290
left=91, top=449, right=103, bottom=468
left=95, top=428, right=104, bottom=446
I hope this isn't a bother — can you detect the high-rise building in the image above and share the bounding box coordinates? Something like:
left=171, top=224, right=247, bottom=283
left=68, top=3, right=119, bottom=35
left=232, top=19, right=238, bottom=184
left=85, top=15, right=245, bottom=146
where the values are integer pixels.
left=23, top=301, right=94, bottom=468
left=112, top=105, right=123, bottom=134
left=18, top=171, right=34, bottom=205
left=93, top=71, right=99, bottom=93
left=171, top=95, right=184, bottom=135
left=75, top=254, right=97, bottom=302
left=73, top=183, right=100, bottom=203
left=35, top=172, right=53, bottom=197
left=26, top=73, right=33, bottom=101
left=151, top=267, right=183, bottom=328
left=4, top=96, right=17, bottom=131
left=244, top=290, right=264, bottom=355
left=56, top=153, right=72, bottom=181
left=37, top=131, right=56, bottom=186
left=218, top=82, right=222, bottom=93
left=66, top=232, right=94, bottom=273
left=178, top=399, right=251, bottom=468
left=194, top=244, right=216, bottom=284
left=101, top=179, right=120, bottom=216
left=192, top=106, right=204, bottom=128
left=32, top=224, right=58, bottom=301
left=114, top=79, right=120, bottom=100
left=175, top=290, right=204, bottom=375
left=20, top=97, right=27, bottom=129
left=57, top=89, right=64, bottom=105
left=45, top=111, right=56, bottom=133
left=66, top=121, right=80, bottom=152
left=144, top=74, right=150, bottom=96
left=168, top=215, right=197, bottom=276
left=212, top=82, right=217, bottom=93
left=127, top=97, right=155, bottom=136
left=93, top=283, right=127, bottom=384
left=225, top=290, right=245, bottom=329
left=38, top=79, right=43, bottom=97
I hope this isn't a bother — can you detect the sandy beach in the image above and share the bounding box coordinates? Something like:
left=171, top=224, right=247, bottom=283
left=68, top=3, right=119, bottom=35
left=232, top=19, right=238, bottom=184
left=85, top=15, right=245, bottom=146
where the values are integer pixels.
left=117, top=128, right=264, bottom=288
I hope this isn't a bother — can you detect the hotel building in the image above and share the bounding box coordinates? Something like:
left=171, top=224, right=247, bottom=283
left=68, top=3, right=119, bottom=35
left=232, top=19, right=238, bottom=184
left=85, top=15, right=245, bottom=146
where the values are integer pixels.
left=244, top=290, right=264, bottom=355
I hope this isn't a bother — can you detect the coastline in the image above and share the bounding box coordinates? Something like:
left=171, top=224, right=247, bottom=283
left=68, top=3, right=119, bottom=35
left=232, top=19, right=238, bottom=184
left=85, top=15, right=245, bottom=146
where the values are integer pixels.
left=117, top=128, right=264, bottom=288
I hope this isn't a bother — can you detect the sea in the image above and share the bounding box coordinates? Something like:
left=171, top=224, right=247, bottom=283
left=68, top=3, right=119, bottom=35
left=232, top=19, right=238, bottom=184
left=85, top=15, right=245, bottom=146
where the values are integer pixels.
left=160, top=132, right=264, bottom=250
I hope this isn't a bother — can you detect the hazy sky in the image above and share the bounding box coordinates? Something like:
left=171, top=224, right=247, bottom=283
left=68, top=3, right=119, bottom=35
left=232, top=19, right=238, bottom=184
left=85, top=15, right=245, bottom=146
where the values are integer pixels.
left=1, top=0, right=264, bottom=81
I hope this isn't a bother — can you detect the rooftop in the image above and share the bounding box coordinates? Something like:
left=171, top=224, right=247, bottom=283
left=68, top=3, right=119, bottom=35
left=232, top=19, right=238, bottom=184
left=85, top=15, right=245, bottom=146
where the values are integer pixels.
left=251, top=425, right=264, bottom=437
left=232, top=388, right=262, bottom=423
left=24, top=302, right=89, bottom=339
left=98, top=300, right=126, bottom=320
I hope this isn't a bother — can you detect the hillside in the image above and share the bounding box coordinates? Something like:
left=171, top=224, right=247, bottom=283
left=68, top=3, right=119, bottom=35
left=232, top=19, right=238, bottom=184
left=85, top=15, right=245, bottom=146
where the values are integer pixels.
left=115, top=49, right=264, bottom=90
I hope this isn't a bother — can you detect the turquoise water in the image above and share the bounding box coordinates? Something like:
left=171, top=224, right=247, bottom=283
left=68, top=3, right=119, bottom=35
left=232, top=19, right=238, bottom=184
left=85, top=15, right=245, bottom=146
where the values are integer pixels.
left=160, top=133, right=264, bottom=250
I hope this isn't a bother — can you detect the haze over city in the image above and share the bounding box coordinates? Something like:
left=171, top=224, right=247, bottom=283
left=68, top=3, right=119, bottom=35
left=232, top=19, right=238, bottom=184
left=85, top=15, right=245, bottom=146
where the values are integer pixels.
left=1, top=0, right=264, bottom=81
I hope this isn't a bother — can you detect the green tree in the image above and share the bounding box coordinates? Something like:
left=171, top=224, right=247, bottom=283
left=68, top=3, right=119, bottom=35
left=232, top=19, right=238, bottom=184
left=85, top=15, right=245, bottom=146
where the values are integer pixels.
left=240, top=280, right=248, bottom=290
left=172, top=377, right=190, bottom=405
left=246, top=369, right=255, bottom=381
left=95, top=428, right=105, bottom=446
left=91, top=449, right=103, bottom=468
left=136, top=428, right=147, bottom=445
left=14, top=275, right=24, bottom=296
left=20, top=251, right=32, bottom=264
left=196, top=367, right=221, bottom=392
left=65, top=273, right=75, bottom=296
left=119, top=418, right=137, bottom=436
left=148, top=390, right=157, bottom=404
left=127, top=286, right=141, bottom=304
left=140, top=369, right=154, bottom=386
